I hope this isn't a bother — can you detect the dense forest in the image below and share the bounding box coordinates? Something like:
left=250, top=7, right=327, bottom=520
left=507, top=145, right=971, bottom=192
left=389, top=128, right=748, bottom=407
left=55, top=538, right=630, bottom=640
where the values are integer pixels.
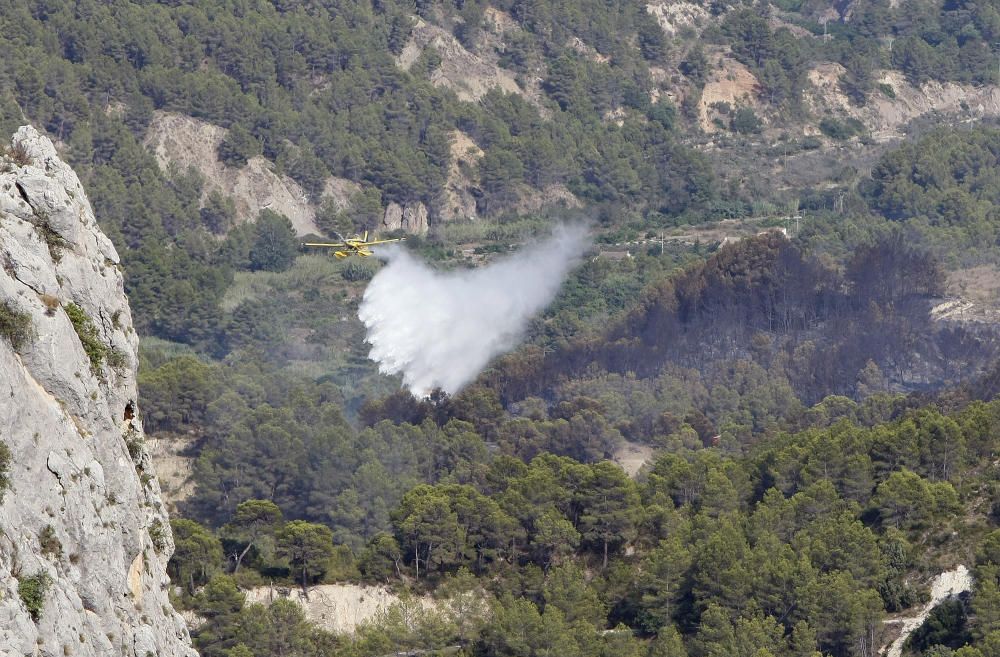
left=170, top=395, right=1000, bottom=657
left=5, top=0, right=1000, bottom=656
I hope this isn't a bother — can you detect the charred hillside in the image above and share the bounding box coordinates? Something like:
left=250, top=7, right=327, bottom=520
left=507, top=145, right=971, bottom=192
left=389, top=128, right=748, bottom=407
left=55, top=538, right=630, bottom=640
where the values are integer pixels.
left=488, top=233, right=1000, bottom=420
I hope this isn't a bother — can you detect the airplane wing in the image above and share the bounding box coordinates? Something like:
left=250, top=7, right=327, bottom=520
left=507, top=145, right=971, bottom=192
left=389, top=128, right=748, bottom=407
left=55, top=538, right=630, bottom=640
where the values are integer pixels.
left=364, top=237, right=406, bottom=245
left=303, top=242, right=348, bottom=248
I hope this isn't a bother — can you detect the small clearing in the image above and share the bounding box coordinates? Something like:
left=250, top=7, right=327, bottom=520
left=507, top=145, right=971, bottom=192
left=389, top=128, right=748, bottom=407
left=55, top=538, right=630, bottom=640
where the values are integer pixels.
left=931, top=265, right=1000, bottom=324
left=699, top=56, right=762, bottom=133
left=245, top=583, right=434, bottom=635
left=615, top=440, right=655, bottom=478
left=882, top=565, right=973, bottom=657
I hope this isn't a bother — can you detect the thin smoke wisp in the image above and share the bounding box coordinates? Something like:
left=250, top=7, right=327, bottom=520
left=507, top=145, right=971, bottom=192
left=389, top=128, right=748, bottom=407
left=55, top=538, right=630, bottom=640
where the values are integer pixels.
left=358, top=224, right=589, bottom=397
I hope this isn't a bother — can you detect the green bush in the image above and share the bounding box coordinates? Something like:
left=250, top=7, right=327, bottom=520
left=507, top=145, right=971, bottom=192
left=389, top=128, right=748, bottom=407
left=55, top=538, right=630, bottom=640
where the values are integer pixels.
left=0, top=441, right=10, bottom=502
left=149, top=520, right=168, bottom=553
left=730, top=107, right=762, bottom=134
left=64, top=303, right=107, bottom=372
left=106, top=347, right=128, bottom=373
left=818, top=117, right=865, bottom=140
left=341, top=260, right=376, bottom=282
left=18, top=571, right=51, bottom=621
left=799, top=136, right=823, bottom=150
left=0, top=300, right=33, bottom=351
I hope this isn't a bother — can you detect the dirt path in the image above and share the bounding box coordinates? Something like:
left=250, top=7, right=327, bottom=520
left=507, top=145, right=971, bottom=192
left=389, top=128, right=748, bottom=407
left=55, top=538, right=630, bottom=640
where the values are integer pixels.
left=882, top=565, right=972, bottom=657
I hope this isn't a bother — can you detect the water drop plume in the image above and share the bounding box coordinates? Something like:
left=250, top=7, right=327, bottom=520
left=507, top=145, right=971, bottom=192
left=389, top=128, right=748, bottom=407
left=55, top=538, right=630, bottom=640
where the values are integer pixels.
left=358, top=224, right=589, bottom=397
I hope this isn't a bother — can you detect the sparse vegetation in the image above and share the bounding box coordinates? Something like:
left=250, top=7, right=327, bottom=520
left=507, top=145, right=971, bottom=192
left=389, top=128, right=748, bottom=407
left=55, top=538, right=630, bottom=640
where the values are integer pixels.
left=64, top=303, right=107, bottom=373
left=149, top=520, right=168, bottom=553
left=819, top=116, right=866, bottom=141
left=0, top=441, right=11, bottom=503
left=18, top=571, right=51, bottom=622
left=39, top=525, right=62, bottom=559
left=0, top=300, right=33, bottom=351
left=38, top=294, right=60, bottom=316
left=106, top=347, right=128, bottom=373
left=123, top=426, right=143, bottom=463
left=2, top=141, right=32, bottom=166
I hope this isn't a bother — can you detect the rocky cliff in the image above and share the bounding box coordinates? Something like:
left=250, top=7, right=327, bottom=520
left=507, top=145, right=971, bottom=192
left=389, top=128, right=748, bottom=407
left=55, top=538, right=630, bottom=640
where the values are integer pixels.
left=0, top=127, right=195, bottom=657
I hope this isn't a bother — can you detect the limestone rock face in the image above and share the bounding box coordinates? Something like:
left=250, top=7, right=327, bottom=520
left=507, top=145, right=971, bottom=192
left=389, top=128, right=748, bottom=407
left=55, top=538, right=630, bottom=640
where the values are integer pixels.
left=144, top=111, right=320, bottom=236
left=381, top=201, right=429, bottom=235
left=0, top=127, right=196, bottom=657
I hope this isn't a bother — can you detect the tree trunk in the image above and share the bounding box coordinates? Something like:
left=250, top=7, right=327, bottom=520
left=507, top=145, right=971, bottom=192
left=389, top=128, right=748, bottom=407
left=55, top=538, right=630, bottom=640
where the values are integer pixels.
left=301, top=563, right=309, bottom=599
left=603, top=540, right=609, bottom=569
left=234, top=542, right=253, bottom=573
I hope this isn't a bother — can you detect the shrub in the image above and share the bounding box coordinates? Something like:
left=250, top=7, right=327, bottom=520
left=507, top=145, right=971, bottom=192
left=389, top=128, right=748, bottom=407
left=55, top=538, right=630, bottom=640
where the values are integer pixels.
left=64, top=303, right=107, bottom=372
left=39, top=525, right=62, bottom=559
left=878, top=82, right=897, bottom=99
left=106, top=347, right=128, bottom=373
left=818, top=117, right=866, bottom=140
left=33, top=217, right=67, bottom=262
left=341, top=260, right=376, bottom=282
left=38, top=294, right=59, bottom=316
left=799, top=136, right=823, bottom=151
left=0, top=441, right=10, bottom=502
left=18, top=571, right=51, bottom=621
left=149, top=520, right=168, bottom=553
left=2, top=141, right=32, bottom=166
left=0, top=300, right=33, bottom=351
left=730, top=106, right=762, bottom=134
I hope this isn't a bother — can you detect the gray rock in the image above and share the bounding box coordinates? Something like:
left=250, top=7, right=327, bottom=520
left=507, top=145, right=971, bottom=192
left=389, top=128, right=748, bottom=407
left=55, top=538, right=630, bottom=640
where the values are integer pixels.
left=382, top=202, right=404, bottom=232
left=0, top=127, right=196, bottom=657
left=381, top=201, right=428, bottom=235
left=400, top=203, right=429, bottom=234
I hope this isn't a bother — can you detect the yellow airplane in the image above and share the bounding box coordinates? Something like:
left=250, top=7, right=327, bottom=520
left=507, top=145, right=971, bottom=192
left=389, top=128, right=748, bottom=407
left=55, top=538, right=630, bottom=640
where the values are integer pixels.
left=302, top=231, right=405, bottom=258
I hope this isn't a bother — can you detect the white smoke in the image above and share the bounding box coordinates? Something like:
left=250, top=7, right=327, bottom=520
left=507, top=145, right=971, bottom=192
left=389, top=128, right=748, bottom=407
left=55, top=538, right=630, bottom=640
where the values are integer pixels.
left=358, top=224, right=589, bottom=397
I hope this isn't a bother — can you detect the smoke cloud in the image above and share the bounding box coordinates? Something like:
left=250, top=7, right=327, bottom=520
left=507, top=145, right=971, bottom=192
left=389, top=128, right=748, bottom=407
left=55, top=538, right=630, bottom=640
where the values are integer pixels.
left=358, top=224, right=589, bottom=397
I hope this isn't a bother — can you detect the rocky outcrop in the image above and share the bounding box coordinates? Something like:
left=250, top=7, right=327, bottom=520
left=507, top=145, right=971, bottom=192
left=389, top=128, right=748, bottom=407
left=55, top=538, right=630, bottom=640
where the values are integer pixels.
left=805, top=65, right=1000, bottom=142
left=396, top=17, right=543, bottom=107
left=381, top=201, right=429, bottom=234
left=438, top=130, right=483, bottom=223
left=245, top=583, right=435, bottom=635
left=144, top=112, right=326, bottom=236
left=0, top=127, right=195, bottom=657
left=646, top=1, right=710, bottom=36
